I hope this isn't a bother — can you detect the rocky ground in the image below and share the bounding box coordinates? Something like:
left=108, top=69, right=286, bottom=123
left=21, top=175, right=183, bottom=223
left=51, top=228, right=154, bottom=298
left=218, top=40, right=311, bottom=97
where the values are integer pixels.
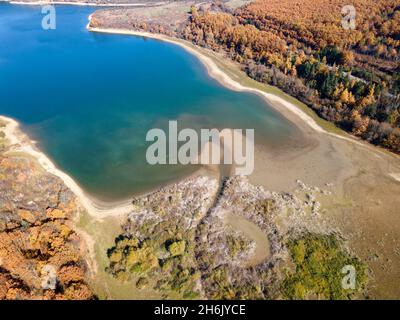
left=106, top=174, right=368, bottom=299
left=1, top=0, right=167, bottom=4
left=0, top=121, right=94, bottom=300
left=0, top=119, right=381, bottom=300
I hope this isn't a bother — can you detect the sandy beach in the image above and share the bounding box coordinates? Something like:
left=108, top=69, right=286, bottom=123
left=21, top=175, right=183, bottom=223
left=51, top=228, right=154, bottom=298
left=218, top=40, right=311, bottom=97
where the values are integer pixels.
left=87, top=22, right=391, bottom=158
left=1, top=9, right=400, bottom=298
left=2, top=1, right=400, bottom=300
left=0, top=13, right=337, bottom=222
left=87, top=26, right=326, bottom=133
left=81, top=21, right=400, bottom=299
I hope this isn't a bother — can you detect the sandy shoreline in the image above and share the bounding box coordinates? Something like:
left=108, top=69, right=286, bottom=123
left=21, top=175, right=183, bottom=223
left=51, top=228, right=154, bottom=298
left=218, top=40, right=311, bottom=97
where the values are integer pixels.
left=390, top=173, right=400, bottom=182
left=0, top=115, right=135, bottom=219
left=0, top=115, right=217, bottom=219
left=87, top=26, right=326, bottom=134
left=87, top=22, right=400, bottom=169
left=2, top=4, right=400, bottom=300
left=1, top=13, right=399, bottom=220
left=86, top=23, right=400, bottom=192
left=87, top=24, right=381, bottom=152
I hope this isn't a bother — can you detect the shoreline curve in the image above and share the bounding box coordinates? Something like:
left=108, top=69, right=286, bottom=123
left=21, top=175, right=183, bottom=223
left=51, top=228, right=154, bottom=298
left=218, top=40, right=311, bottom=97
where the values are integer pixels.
left=86, top=20, right=400, bottom=164
left=2, top=9, right=399, bottom=220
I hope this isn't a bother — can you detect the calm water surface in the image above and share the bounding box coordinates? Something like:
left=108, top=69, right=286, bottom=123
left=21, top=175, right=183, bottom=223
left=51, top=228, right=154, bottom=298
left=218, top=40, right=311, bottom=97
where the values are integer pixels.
left=0, top=4, right=300, bottom=200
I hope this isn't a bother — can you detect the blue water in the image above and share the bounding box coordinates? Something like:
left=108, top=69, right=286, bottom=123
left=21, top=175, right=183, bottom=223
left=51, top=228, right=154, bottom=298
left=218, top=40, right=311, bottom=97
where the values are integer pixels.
left=0, top=4, right=300, bottom=200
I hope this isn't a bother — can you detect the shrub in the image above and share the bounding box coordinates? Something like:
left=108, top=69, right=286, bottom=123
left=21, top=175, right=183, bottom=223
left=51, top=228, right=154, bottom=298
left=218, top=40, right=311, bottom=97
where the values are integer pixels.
left=281, top=234, right=368, bottom=300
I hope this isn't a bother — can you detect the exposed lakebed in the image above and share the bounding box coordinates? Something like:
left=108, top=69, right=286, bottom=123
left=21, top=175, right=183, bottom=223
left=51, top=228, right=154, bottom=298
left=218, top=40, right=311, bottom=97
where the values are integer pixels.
left=0, top=4, right=300, bottom=200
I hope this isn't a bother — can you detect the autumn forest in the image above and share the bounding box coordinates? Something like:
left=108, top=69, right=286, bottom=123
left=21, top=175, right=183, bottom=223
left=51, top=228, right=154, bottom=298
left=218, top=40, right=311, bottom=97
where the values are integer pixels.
left=181, top=0, right=400, bottom=153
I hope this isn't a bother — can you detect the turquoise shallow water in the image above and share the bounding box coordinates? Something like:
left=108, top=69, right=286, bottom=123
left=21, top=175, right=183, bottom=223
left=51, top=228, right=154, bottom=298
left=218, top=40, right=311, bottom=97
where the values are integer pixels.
left=0, top=4, right=300, bottom=200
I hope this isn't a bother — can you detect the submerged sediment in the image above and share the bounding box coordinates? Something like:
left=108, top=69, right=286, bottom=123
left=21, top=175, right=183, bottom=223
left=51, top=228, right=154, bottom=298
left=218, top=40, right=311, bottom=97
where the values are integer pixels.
left=105, top=174, right=368, bottom=299
left=1, top=2, right=400, bottom=299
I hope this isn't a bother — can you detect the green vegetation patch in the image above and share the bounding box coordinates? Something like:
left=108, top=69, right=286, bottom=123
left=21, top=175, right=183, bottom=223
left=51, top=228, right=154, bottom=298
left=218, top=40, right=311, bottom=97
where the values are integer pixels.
left=166, top=240, right=186, bottom=257
left=107, top=233, right=200, bottom=299
left=282, top=233, right=368, bottom=300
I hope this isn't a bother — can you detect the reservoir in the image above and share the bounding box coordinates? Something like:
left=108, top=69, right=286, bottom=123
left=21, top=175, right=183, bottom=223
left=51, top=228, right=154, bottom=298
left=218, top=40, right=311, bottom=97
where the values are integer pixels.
left=0, top=3, right=300, bottom=200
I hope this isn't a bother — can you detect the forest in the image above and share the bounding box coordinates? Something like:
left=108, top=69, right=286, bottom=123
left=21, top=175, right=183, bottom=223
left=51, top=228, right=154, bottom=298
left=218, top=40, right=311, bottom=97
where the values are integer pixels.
left=180, top=0, right=400, bottom=153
